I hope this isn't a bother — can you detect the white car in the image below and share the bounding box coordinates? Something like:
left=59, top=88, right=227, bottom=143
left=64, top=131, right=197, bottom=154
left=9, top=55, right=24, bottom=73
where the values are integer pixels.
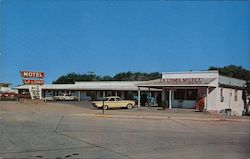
left=53, top=94, right=78, bottom=101
left=92, top=96, right=135, bottom=110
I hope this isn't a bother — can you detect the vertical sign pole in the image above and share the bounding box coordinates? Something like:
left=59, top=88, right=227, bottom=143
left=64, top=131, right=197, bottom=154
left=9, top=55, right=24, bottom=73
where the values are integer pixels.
left=102, top=98, right=104, bottom=114
left=138, top=87, right=141, bottom=107
left=169, top=89, right=172, bottom=109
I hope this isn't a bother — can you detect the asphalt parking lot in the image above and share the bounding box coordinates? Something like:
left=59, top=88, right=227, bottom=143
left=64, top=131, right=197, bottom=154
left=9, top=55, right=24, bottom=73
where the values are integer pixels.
left=0, top=101, right=249, bottom=159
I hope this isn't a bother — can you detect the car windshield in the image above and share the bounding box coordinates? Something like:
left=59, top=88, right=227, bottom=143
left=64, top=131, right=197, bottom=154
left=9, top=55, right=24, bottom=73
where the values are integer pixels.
left=116, top=98, right=122, bottom=101
left=103, top=98, right=109, bottom=101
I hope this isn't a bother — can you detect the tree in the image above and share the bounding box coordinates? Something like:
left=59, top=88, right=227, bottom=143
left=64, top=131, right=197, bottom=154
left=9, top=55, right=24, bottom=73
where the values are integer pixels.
left=53, top=72, right=99, bottom=84
left=53, top=71, right=161, bottom=84
left=113, top=71, right=161, bottom=81
left=208, top=65, right=250, bottom=93
left=208, top=65, right=250, bottom=80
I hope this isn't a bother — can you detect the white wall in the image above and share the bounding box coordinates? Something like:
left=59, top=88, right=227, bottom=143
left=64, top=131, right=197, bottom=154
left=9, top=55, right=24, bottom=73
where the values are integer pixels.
left=206, top=87, right=218, bottom=111
left=215, top=87, right=244, bottom=116
left=0, top=87, right=18, bottom=93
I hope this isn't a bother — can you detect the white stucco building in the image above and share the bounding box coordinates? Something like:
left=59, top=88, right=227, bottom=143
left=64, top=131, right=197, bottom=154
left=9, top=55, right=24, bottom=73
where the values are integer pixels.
left=17, top=81, right=160, bottom=102
left=16, top=70, right=246, bottom=116
left=0, top=83, right=18, bottom=93
left=136, top=71, right=246, bottom=116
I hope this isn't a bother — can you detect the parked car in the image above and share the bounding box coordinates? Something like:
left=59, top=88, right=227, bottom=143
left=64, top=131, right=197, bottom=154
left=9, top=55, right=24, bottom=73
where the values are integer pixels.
left=0, top=92, right=17, bottom=100
left=53, top=94, right=78, bottom=101
left=92, top=96, right=135, bottom=110
left=17, top=93, right=31, bottom=99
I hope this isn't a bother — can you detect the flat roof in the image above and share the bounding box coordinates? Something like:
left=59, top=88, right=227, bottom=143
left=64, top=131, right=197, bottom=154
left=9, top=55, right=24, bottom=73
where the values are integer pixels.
left=16, top=81, right=161, bottom=91
left=162, top=70, right=219, bottom=74
left=219, top=75, right=246, bottom=88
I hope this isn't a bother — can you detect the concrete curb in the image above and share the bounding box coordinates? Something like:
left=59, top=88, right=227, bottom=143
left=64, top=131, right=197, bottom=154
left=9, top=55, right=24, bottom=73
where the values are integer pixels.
left=70, top=113, right=250, bottom=122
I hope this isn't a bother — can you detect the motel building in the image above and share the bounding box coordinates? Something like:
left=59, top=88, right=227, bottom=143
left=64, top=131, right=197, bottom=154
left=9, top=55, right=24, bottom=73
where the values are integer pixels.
left=16, top=70, right=246, bottom=116
left=17, top=81, right=161, bottom=104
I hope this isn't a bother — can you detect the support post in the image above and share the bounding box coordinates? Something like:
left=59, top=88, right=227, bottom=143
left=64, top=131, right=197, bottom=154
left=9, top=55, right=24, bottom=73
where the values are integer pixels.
left=205, top=87, right=209, bottom=110
left=78, top=91, right=81, bottom=101
left=103, top=91, right=105, bottom=98
left=169, top=89, right=172, bottom=109
left=148, top=88, right=151, bottom=106
left=162, top=89, right=165, bottom=102
left=115, top=91, right=118, bottom=97
left=138, top=87, right=141, bottom=107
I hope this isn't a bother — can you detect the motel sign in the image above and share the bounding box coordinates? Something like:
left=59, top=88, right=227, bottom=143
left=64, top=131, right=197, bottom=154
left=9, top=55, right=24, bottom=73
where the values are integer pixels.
left=20, top=71, right=45, bottom=85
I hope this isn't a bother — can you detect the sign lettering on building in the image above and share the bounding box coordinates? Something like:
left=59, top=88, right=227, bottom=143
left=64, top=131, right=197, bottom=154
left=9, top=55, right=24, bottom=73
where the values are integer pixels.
left=160, top=78, right=202, bottom=83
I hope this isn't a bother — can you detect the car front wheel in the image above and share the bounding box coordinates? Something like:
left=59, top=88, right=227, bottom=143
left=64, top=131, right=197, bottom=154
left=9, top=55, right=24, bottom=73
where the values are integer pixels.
left=103, top=105, right=108, bottom=110
left=127, top=103, right=133, bottom=109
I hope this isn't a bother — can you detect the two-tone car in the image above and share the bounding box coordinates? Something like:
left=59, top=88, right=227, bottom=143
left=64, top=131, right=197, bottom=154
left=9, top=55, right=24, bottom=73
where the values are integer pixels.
left=92, top=96, right=135, bottom=110
left=53, top=94, right=78, bottom=101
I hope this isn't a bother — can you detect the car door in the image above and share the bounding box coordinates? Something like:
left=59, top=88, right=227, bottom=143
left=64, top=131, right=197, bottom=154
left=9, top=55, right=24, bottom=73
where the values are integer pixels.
left=107, top=97, right=116, bottom=108
left=115, top=97, right=125, bottom=108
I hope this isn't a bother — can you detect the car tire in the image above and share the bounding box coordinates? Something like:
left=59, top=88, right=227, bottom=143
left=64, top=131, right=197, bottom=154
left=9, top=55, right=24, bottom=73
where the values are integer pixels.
left=127, top=103, right=133, bottom=109
left=103, top=105, right=108, bottom=110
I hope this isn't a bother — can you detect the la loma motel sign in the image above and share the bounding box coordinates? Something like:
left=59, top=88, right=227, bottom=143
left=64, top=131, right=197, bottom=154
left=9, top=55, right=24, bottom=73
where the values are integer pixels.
left=20, top=71, right=45, bottom=85
left=22, top=79, right=44, bottom=85
left=20, top=71, right=45, bottom=78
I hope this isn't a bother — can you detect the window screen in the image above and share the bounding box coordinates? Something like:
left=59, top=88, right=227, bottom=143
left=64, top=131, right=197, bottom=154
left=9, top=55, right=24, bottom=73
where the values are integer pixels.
left=186, top=89, right=198, bottom=100
left=174, top=89, right=185, bottom=100
left=234, top=90, right=238, bottom=101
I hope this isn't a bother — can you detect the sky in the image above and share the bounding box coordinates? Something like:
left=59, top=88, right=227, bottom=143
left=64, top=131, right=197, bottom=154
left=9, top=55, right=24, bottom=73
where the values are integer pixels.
left=0, top=0, right=249, bottom=85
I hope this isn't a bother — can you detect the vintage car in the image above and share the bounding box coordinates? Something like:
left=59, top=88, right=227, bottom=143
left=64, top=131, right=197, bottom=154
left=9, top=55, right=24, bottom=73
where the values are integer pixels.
left=53, top=94, right=78, bottom=101
left=0, top=92, right=18, bottom=100
left=92, top=96, right=135, bottom=110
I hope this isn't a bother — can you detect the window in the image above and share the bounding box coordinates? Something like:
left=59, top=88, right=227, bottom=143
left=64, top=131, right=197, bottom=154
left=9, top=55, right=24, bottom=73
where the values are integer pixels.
left=87, top=91, right=91, bottom=96
left=125, top=91, right=134, bottom=99
left=186, top=89, right=198, bottom=100
left=100, top=91, right=104, bottom=97
left=234, top=90, right=238, bottom=101
left=220, top=88, right=224, bottom=102
left=117, top=91, right=121, bottom=97
left=174, top=89, right=185, bottom=100
left=105, top=91, right=112, bottom=97
left=111, top=91, right=116, bottom=96
left=109, top=98, right=115, bottom=101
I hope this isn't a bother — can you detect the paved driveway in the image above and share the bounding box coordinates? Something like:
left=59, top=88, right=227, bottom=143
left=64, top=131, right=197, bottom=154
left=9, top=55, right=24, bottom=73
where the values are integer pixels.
left=0, top=101, right=249, bottom=159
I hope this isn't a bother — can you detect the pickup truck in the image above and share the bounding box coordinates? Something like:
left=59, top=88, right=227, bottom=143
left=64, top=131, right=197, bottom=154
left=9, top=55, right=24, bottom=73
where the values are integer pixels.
left=53, top=94, right=78, bottom=101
